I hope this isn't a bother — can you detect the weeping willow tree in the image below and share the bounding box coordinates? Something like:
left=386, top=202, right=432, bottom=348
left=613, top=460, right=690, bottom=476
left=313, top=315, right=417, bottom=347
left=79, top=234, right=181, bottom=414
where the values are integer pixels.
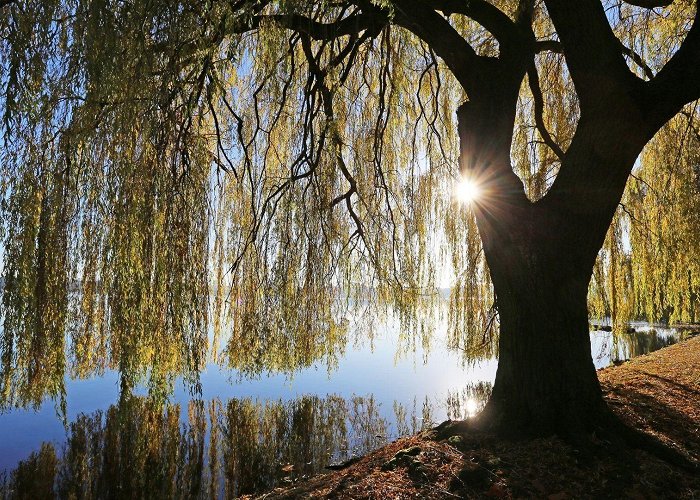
left=1, top=0, right=699, bottom=440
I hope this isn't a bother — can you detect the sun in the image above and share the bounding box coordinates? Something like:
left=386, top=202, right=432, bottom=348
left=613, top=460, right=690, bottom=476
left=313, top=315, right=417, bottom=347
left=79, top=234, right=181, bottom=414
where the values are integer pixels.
left=455, top=178, right=481, bottom=204
left=465, top=398, right=479, bottom=417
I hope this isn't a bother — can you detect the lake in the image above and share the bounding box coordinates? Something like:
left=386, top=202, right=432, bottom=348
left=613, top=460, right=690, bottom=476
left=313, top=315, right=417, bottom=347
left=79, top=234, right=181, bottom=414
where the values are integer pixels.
left=0, top=320, right=691, bottom=497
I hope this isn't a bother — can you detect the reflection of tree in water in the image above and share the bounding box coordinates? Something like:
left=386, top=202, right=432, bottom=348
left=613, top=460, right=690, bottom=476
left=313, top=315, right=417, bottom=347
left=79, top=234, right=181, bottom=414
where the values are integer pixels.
left=216, top=395, right=389, bottom=497
left=1, top=387, right=492, bottom=497
left=1, top=290, right=496, bottom=413
left=3, top=397, right=208, bottom=499
left=446, top=382, right=493, bottom=419
left=610, top=330, right=679, bottom=363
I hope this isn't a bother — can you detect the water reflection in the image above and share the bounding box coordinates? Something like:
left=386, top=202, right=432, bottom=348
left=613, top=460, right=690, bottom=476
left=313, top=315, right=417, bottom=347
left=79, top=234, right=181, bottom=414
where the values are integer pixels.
left=0, top=305, right=436, bottom=413
left=445, top=382, right=492, bottom=418
left=0, top=318, right=690, bottom=497
left=591, top=326, right=690, bottom=366
left=609, top=328, right=678, bottom=362
left=0, top=389, right=490, bottom=498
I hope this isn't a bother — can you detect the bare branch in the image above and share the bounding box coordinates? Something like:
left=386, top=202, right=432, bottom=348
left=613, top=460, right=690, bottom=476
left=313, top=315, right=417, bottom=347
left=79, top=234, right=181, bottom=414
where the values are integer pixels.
left=527, top=65, right=565, bottom=161
left=618, top=40, right=655, bottom=80
left=623, top=0, right=673, bottom=8
left=680, top=108, right=700, bottom=143
left=298, top=32, right=375, bottom=264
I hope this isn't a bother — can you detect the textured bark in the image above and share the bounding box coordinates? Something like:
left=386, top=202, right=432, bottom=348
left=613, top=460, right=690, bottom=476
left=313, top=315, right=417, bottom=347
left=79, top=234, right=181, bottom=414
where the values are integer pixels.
left=458, top=91, right=648, bottom=436
left=479, top=224, right=608, bottom=436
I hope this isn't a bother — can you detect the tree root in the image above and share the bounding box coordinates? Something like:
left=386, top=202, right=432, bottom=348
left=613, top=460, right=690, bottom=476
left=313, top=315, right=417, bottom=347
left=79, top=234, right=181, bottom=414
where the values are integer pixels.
left=428, top=418, right=481, bottom=441
left=428, top=407, right=698, bottom=473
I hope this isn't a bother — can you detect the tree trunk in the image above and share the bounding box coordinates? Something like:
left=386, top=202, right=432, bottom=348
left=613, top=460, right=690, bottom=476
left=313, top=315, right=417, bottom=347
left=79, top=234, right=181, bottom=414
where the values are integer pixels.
left=478, top=221, right=608, bottom=436
left=456, top=96, right=628, bottom=437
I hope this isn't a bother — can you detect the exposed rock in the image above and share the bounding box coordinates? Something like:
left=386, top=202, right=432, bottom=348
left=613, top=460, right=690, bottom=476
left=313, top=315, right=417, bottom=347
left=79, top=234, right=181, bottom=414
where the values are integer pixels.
left=395, top=445, right=421, bottom=458
left=325, top=456, right=361, bottom=471
left=380, top=446, right=423, bottom=471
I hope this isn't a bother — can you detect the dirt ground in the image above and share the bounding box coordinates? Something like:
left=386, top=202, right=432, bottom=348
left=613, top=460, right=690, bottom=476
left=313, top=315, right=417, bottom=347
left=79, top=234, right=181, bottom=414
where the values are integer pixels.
left=249, top=335, right=700, bottom=499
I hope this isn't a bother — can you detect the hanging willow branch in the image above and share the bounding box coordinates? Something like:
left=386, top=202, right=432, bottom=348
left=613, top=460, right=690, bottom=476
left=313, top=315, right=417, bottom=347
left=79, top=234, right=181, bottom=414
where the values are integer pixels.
left=0, top=0, right=698, bottom=409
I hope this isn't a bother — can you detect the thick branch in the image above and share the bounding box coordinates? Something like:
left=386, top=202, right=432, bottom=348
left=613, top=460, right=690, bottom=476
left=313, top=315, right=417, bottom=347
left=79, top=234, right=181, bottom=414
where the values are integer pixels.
left=646, top=7, right=700, bottom=125
left=535, top=38, right=655, bottom=80
left=543, top=0, right=638, bottom=111
left=515, top=0, right=536, bottom=26
left=430, top=0, right=523, bottom=46
left=230, top=11, right=386, bottom=41
left=535, top=40, right=563, bottom=53
left=540, top=5, right=699, bottom=261
left=390, top=0, right=484, bottom=92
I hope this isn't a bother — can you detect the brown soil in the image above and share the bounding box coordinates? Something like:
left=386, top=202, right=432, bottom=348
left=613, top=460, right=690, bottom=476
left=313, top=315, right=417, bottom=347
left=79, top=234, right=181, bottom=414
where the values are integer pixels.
left=247, top=335, right=700, bottom=499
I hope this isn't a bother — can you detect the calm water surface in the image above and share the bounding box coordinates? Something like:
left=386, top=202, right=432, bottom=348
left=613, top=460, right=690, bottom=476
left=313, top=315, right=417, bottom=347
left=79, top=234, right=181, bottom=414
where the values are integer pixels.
left=0, top=320, right=689, bottom=496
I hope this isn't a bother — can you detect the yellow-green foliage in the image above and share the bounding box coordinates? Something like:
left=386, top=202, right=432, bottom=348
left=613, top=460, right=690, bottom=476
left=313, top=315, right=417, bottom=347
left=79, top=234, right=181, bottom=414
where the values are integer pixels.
left=0, top=1, right=698, bottom=407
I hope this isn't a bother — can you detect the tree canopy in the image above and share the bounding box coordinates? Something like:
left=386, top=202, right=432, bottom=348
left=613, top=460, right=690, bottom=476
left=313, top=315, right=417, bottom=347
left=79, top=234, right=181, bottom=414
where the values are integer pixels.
left=0, top=0, right=699, bottom=410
